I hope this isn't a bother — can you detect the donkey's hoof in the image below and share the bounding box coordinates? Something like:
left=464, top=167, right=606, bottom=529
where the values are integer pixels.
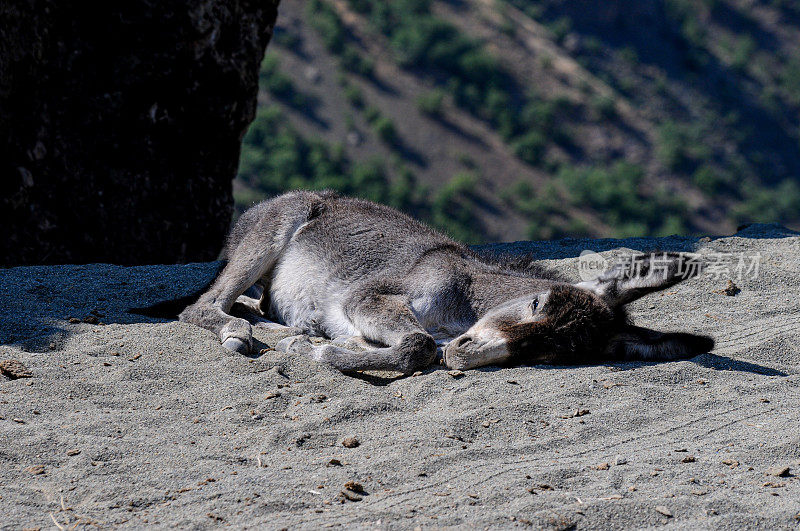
left=275, top=334, right=313, bottom=354
left=220, top=318, right=253, bottom=355
left=222, top=337, right=250, bottom=354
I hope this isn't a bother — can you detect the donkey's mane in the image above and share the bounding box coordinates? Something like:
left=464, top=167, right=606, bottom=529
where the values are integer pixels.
left=470, top=251, right=567, bottom=282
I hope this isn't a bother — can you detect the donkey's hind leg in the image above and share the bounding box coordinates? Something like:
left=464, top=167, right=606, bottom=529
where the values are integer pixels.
left=231, top=293, right=304, bottom=335
left=180, top=193, right=322, bottom=354
left=179, top=245, right=274, bottom=354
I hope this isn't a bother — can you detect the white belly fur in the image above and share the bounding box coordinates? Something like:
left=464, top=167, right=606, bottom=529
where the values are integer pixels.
left=267, top=248, right=358, bottom=338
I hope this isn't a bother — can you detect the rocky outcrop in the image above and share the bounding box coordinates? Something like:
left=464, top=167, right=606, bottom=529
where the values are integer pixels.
left=0, top=1, right=280, bottom=266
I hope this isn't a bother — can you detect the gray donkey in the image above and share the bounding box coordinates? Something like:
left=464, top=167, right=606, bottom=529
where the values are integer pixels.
left=178, top=190, right=713, bottom=373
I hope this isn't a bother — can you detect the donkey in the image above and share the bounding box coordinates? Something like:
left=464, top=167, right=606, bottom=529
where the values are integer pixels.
left=178, top=190, right=713, bottom=373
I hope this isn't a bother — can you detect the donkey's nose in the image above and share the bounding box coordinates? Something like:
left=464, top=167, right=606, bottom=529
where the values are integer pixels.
left=454, top=336, right=473, bottom=349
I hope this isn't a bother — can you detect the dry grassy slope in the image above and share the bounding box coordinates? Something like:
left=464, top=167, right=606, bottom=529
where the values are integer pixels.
left=237, top=0, right=800, bottom=241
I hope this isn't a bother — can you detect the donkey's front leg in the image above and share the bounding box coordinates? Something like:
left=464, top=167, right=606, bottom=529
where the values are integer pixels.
left=311, top=291, right=438, bottom=374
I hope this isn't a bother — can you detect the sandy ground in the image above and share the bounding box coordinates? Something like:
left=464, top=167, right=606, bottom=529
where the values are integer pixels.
left=1, top=223, right=799, bottom=529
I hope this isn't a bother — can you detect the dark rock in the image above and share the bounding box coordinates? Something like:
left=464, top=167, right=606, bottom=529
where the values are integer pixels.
left=0, top=1, right=280, bottom=265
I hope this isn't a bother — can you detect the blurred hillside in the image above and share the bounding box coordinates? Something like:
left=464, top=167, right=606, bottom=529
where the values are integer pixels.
left=235, top=0, right=800, bottom=243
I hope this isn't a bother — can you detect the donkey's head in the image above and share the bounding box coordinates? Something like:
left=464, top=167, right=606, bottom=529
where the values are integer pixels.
left=442, top=252, right=714, bottom=370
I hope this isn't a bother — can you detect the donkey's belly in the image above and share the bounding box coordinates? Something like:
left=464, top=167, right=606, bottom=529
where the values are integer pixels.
left=267, top=250, right=358, bottom=338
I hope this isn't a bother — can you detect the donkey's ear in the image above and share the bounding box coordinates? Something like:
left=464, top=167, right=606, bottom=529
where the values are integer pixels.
left=605, top=325, right=714, bottom=361
left=576, top=252, right=704, bottom=307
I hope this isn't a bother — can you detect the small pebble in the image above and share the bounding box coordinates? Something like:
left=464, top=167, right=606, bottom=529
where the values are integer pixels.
left=720, top=280, right=741, bottom=296
left=0, top=359, right=33, bottom=379
left=448, top=370, right=465, bottom=378
left=327, top=459, right=342, bottom=467
left=655, top=506, right=673, bottom=517
left=614, top=455, right=627, bottom=465
left=342, top=437, right=360, bottom=448
left=66, top=449, right=81, bottom=456
left=344, top=481, right=364, bottom=493
left=767, top=466, right=790, bottom=477
left=596, top=462, right=610, bottom=470
left=682, top=456, right=696, bottom=463
left=560, top=409, right=590, bottom=419
left=26, top=465, right=45, bottom=475
left=340, top=490, right=362, bottom=502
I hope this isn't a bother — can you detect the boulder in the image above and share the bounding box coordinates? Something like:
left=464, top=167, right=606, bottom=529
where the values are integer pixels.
left=0, top=1, right=280, bottom=265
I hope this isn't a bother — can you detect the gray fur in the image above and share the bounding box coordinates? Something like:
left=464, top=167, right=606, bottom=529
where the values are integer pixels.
left=180, top=191, right=712, bottom=373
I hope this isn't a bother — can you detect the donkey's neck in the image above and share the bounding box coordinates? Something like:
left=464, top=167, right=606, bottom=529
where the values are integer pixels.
left=467, top=269, right=564, bottom=316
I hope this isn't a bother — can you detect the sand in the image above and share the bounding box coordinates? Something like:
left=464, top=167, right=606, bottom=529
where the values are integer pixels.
left=1, top=223, right=799, bottom=529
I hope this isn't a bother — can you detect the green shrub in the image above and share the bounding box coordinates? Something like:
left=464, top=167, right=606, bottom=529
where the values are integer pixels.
left=655, top=215, right=687, bottom=237
left=416, top=90, right=444, bottom=117
left=259, top=54, right=306, bottom=107
left=780, top=57, right=800, bottom=105
left=732, top=179, right=800, bottom=224
left=346, top=0, right=372, bottom=13
left=619, top=46, right=639, bottom=64
left=547, top=17, right=572, bottom=44
left=513, top=131, right=547, bottom=166
left=344, top=84, right=365, bottom=108
left=456, top=153, right=477, bottom=169
left=372, top=116, right=398, bottom=145
left=583, top=37, right=603, bottom=56
left=556, top=162, right=688, bottom=236
left=387, top=167, right=419, bottom=209
left=341, top=45, right=375, bottom=76
left=692, top=164, right=728, bottom=194
left=430, top=172, right=483, bottom=243
left=731, top=35, right=756, bottom=72
left=656, top=120, right=710, bottom=172
left=273, top=28, right=301, bottom=49
left=364, top=106, right=381, bottom=124
left=502, top=180, right=565, bottom=240
left=590, top=94, right=616, bottom=120
left=307, top=0, right=346, bottom=53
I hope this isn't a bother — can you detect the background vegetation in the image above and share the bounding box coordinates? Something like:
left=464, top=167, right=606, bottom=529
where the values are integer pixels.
left=235, top=0, right=800, bottom=243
